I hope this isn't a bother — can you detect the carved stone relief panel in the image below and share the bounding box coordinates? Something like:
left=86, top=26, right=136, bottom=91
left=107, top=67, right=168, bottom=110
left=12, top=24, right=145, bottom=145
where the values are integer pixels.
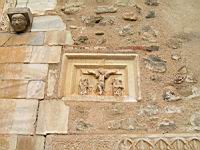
left=59, top=53, right=140, bottom=102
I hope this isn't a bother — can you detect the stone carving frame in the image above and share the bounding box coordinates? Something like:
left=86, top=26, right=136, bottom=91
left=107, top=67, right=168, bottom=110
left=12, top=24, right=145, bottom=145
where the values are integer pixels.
left=59, top=53, right=141, bottom=102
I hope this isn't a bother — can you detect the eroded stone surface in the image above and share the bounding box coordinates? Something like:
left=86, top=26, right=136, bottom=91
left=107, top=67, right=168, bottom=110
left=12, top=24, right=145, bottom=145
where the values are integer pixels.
left=45, top=30, right=74, bottom=46
left=0, top=99, right=38, bottom=134
left=16, top=136, right=45, bottom=150
left=0, top=135, right=17, bottom=150
left=36, top=100, right=70, bottom=135
left=27, top=81, right=45, bottom=99
left=45, top=134, right=200, bottom=150
left=30, top=46, right=62, bottom=63
left=0, top=64, right=48, bottom=80
left=0, top=46, right=32, bottom=63
left=5, top=32, right=44, bottom=46
left=0, top=80, right=28, bottom=98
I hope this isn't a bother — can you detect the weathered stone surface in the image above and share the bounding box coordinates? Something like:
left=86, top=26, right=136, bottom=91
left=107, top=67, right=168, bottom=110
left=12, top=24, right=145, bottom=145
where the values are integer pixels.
left=27, top=81, right=45, bottom=99
left=0, top=33, right=12, bottom=46
left=0, top=46, right=32, bottom=63
left=16, top=136, right=45, bottom=150
left=0, top=99, right=38, bottom=134
left=0, top=135, right=17, bottom=150
left=0, top=64, right=48, bottom=80
left=144, top=55, right=167, bottom=73
left=190, top=112, right=200, bottom=127
left=145, top=0, right=159, bottom=6
left=95, top=6, right=118, bottom=14
left=5, top=32, right=44, bottom=46
left=31, top=16, right=66, bottom=32
left=163, top=86, right=181, bottom=102
left=159, top=119, right=176, bottom=131
left=17, top=0, right=57, bottom=14
left=122, top=13, right=138, bottom=21
left=119, top=24, right=134, bottom=36
left=7, top=7, right=33, bottom=33
left=30, top=46, right=62, bottom=63
left=146, top=10, right=156, bottom=18
left=0, top=80, right=28, bottom=98
left=36, top=100, right=70, bottom=135
left=45, top=30, right=74, bottom=46
left=47, top=69, right=58, bottom=97
left=45, top=134, right=200, bottom=150
left=61, top=2, right=83, bottom=15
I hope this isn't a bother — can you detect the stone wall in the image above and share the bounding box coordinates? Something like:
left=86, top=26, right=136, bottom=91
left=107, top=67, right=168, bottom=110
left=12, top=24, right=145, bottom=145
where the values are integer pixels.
left=0, top=0, right=200, bottom=149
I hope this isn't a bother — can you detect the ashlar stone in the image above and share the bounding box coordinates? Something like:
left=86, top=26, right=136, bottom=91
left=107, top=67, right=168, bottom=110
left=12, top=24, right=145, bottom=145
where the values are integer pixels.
left=0, top=64, right=48, bottom=80
left=30, top=46, right=62, bottom=63
left=0, top=46, right=32, bottom=63
left=16, top=136, right=45, bottom=150
left=27, top=81, right=45, bottom=99
left=0, top=99, right=38, bottom=134
left=31, top=16, right=66, bottom=32
left=5, top=32, right=44, bottom=46
left=36, top=100, right=70, bottom=135
left=45, top=30, right=74, bottom=46
left=0, top=135, right=17, bottom=150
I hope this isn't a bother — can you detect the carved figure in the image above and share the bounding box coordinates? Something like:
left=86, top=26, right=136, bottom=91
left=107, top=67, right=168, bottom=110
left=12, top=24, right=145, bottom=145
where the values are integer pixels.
left=82, top=68, right=120, bottom=95
left=112, top=79, right=124, bottom=96
left=7, top=7, right=32, bottom=33
left=79, top=78, right=90, bottom=95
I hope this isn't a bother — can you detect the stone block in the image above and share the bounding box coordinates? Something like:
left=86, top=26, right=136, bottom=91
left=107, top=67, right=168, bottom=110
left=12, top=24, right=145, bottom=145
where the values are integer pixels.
left=0, top=99, right=38, bottom=134
left=31, top=16, right=66, bottom=32
left=45, top=134, right=200, bottom=150
left=30, top=46, right=62, bottom=63
left=0, top=135, right=17, bottom=150
left=0, top=33, right=12, bottom=46
left=5, top=32, right=44, bottom=46
left=45, top=30, right=74, bottom=46
left=36, top=100, right=70, bottom=135
left=0, top=46, right=32, bottom=63
left=47, top=69, right=58, bottom=97
left=0, top=80, right=28, bottom=98
left=0, top=64, right=48, bottom=80
left=27, top=81, right=45, bottom=99
left=16, top=136, right=45, bottom=150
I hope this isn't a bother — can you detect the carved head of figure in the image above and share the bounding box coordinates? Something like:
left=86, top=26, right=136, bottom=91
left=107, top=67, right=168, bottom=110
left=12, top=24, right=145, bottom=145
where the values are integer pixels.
left=11, top=14, right=28, bottom=32
left=7, top=7, right=33, bottom=33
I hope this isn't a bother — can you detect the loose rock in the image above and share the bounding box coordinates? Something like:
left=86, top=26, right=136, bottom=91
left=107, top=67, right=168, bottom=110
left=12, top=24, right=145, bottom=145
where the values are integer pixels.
left=95, top=6, right=118, bottom=14
left=139, top=105, right=159, bottom=116
left=97, top=37, right=106, bottom=45
left=144, top=55, right=167, bottom=73
left=190, top=112, right=200, bottom=127
left=171, top=53, right=181, bottom=60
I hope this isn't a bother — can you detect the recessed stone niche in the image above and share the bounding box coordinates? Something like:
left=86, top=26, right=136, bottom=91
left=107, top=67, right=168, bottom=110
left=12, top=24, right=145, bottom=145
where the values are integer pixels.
left=59, top=53, right=141, bottom=102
